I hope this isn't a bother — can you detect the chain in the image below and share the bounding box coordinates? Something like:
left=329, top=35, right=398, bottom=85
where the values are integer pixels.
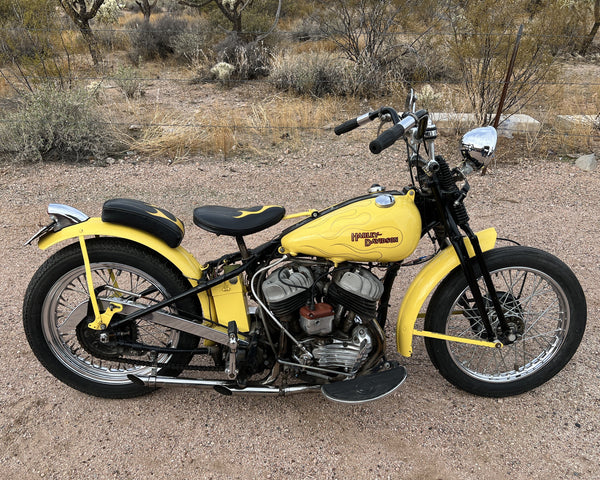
left=117, top=355, right=224, bottom=372
left=113, top=343, right=225, bottom=372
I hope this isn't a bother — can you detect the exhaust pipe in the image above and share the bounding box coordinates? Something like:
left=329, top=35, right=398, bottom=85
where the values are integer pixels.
left=128, top=374, right=321, bottom=396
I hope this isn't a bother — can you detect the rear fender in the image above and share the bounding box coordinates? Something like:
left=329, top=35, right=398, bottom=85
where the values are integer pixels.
left=395, top=228, right=497, bottom=357
left=37, top=217, right=215, bottom=321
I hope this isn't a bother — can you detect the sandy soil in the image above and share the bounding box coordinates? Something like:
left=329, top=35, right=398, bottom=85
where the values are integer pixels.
left=0, top=101, right=599, bottom=479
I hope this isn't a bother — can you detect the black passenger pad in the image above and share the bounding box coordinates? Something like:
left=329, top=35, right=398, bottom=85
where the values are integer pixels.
left=193, top=205, right=286, bottom=236
left=102, top=198, right=185, bottom=248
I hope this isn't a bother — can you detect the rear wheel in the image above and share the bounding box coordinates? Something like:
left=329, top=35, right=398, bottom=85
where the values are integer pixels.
left=424, top=246, right=586, bottom=397
left=23, top=239, right=201, bottom=398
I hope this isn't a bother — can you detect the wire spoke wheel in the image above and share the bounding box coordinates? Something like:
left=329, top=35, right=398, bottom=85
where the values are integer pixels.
left=424, top=247, right=586, bottom=397
left=44, top=262, right=182, bottom=384
left=23, top=239, right=200, bottom=398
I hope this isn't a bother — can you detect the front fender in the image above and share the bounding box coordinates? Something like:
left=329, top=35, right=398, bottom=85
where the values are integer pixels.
left=396, top=228, right=497, bottom=357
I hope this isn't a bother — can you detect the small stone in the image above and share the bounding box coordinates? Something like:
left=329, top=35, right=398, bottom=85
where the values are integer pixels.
left=575, top=153, right=597, bottom=172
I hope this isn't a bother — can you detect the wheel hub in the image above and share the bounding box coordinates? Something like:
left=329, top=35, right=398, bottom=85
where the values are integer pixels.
left=464, top=291, right=525, bottom=343
left=76, top=317, right=139, bottom=361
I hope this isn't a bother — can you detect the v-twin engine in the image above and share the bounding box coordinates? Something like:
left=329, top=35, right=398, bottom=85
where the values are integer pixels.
left=261, top=262, right=385, bottom=373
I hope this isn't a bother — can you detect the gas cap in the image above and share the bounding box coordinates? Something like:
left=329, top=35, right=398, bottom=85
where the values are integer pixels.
left=375, top=194, right=395, bottom=208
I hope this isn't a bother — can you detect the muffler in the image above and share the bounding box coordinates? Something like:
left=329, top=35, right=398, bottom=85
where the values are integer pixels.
left=128, top=374, right=320, bottom=396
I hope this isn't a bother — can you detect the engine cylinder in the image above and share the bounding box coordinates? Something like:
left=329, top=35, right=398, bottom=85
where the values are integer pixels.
left=261, top=266, right=312, bottom=317
left=327, top=267, right=384, bottom=320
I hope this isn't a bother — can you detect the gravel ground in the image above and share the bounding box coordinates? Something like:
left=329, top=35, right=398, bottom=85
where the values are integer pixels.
left=0, top=132, right=598, bottom=480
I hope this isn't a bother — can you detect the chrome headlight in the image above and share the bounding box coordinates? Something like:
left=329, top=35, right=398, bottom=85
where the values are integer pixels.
left=460, top=126, right=497, bottom=171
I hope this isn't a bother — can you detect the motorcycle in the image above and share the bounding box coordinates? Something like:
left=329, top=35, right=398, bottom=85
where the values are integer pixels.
left=23, top=93, right=587, bottom=403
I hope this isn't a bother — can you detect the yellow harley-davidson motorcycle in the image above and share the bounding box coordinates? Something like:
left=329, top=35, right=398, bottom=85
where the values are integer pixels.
left=23, top=97, right=586, bottom=403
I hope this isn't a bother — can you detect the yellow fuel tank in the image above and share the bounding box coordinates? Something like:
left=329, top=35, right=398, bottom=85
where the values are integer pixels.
left=281, top=191, right=422, bottom=264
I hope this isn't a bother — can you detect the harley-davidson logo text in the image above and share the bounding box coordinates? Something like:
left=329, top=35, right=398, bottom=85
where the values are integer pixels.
left=351, top=231, right=399, bottom=247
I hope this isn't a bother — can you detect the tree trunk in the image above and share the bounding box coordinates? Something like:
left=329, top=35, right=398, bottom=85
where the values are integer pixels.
left=579, top=0, right=600, bottom=55
left=58, top=0, right=105, bottom=66
left=79, top=21, right=102, bottom=65
left=136, top=0, right=157, bottom=22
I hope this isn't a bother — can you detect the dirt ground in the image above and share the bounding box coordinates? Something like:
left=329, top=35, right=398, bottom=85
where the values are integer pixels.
left=0, top=106, right=599, bottom=478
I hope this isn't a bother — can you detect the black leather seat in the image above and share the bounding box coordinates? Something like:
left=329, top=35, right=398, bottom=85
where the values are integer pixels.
left=102, top=198, right=185, bottom=248
left=193, top=205, right=286, bottom=236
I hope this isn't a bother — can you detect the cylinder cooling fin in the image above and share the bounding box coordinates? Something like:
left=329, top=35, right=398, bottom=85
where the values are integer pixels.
left=327, top=267, right=384, bottom=320
left=261, top=265, right=313, bottom=317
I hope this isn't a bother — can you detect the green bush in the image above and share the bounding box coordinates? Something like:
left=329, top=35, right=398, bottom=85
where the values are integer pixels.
left=0, top=86, right=112, bottom=162
left=215, top=34, right=272, bottom=80
left=126, top=15, right=188, bottom=62
left=171, top=17, right=215, bottom=65
left=112, top=65, right=144, bottom=98
left=269, top=51, right=347, bottom=97
left=269, top=51, right=411, bottom=98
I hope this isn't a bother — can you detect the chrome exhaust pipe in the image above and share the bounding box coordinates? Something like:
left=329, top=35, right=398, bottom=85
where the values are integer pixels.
left=128, top=374, right=321, bottom=396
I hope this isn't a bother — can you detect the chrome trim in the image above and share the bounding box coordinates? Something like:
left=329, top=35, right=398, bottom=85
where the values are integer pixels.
left=461, top=126, right=497, bottom=165
left=375, top=194, right=395, bottom=208
left=129, top=374, right=321, bottom=396
left=61, top=299, right=244, bottom=346
left=100, top=299, right=240, bottom=346
left=357, top=112, right=372, bottom=126
left=48, top=204, right=90, bottom=230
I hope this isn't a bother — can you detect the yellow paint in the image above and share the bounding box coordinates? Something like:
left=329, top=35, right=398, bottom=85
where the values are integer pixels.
left=78, top=235, right=125, bottom=330
left=38, top=218, right=216, bottom=325
left=283, top=210, right=318, bottom=220
left=78, top=235, right=101, bottom=322
left=210, top=275, right=250, bottom=332
left=280, top=192, right=421, bottom=264
left=147, top=204, right=185, bottom=234
left=234, top=206, right=280, bottom=218
left=88, top=302, right=123, bottom=331
left=412, top=329, right=502, bottom=349
left=395, top=228, right=497, bottom=357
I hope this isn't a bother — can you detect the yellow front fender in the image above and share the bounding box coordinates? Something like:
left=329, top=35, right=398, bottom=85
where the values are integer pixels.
left=396, top=228, right=497, bottom=357
left=37, top=218, right=216, bottom=322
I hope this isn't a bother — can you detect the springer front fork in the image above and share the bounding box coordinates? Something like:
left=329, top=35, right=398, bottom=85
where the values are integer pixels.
left=450, top=224, right=517, bottom=346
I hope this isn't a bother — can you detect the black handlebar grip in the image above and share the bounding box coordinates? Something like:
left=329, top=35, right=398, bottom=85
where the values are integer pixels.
left=369, top=124, right=405, bottom=154
left=334, top=118, right=360, bottom=135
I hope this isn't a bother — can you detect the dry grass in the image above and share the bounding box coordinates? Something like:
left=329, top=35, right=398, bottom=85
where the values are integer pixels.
left=1, top=7, right=598, bottom=163
left=247, top=96, right=340, bottom=143
left=114, top=110, right=239, bottom=162
left=112, top=91, right=345, bottom=161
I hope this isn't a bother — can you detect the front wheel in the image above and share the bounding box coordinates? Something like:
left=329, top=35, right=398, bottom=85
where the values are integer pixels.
left=424, top=246, right=586, bottom=397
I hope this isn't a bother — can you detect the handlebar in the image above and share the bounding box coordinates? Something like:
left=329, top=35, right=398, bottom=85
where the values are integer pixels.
left=334, top=110, right=381, bottom=135
left=335, top=107, right=429, bottom=154
left=369, top=123, right=407, bottom=154
left=369, top=109, right=428, bottom=155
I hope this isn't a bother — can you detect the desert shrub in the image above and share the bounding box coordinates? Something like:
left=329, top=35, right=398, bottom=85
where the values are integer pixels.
left=287, top=17, right=323, bottom=43
left=112, top=65, right=144, bottom=98
left=269, top=51, right=347, bottom=97
left=343, top=57, right=407, bottom=97
left=215, top=34, right=272, bottom=80
left=171, top=17, right=214, bottom=64
left=0, top=86, right=112, bottom=162
left=269, top=50, right=411, bottom=98
left=443, top=0, right=558, bottom=125
left=0, top=0, right=59, bottom=63
left=96, top=0, right=124, bottom=24
left=127, top=15, right=188, bottom=61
